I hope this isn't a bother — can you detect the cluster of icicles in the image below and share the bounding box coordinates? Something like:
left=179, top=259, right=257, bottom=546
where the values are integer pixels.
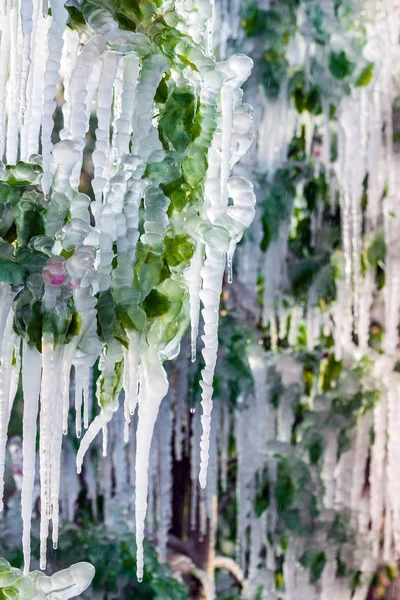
left=234, top=0, right=400, bottom=597
left=0, top=0, right=256, bottom=582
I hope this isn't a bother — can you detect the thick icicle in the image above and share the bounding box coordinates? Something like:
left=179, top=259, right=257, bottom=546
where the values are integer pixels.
left=39, top=334, right=63, bottom=569
left=156, top=390, right=173, bottom=562
left=26, top=3, right=50, bottom=159
left=5, top=3, right=20, bottom=165
left=0, top=4, right=11, bottom=159
left=198, top=246, right=225, bottom=488
left=91, top=52, right=120, bottom=208
left=186, top=242, right=205, bottom=362
left=41, top=0, right=68, bottom=194
left=0, top=314, right=17, bottom=510
left=198, top=54, right=254, bottom=487
left=135, top=346, right=169, bottom=581
left=21, top=343, right=42, bottom=575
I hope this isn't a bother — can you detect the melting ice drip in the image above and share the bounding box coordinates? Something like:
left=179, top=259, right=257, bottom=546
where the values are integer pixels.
left=0, top=0, right=255, bottom=582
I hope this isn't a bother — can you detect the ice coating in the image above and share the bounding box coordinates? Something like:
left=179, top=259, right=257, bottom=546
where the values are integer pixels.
left=0, top=0, right=256, bottom=580
left=198, top=54, right=255, bottom=488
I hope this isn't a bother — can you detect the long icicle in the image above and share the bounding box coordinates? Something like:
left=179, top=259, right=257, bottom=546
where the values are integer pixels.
left=135, top=345, right=169, bottom=582
left=21, top=342, right=42, bottom=574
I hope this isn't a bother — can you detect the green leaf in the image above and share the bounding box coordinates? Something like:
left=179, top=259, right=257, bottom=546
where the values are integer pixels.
left=355, top=63, right=374, bottom=87
left=241, top=6, right=268, bottom=37
left=154, top=77, right=169, bottom=104
left=14, top=247, right=48, bottom=274
left=164, top=234, right=194, bottom=267
left=254, top=466, right=270, bottom=516
left=5, top=162, right=42, bottom=187
left=367, top=231, right=386, bottom=268
left=321, top=354, right=342, bottom=393
left=308, top=435, right=324, bottom=465
left=275, top=459, right=296, bottom=512
left=159, top=87, right=197, bottom=153
left=142, top=289, right=170, bottom=319
left=329, top=50, right=355, bottom=79
left=0, top=257, right=28, bottom=286
left=301, top=551, right=327, bottom=583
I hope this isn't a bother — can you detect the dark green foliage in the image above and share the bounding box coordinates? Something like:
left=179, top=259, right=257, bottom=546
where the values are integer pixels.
left=254, top=466, right=270, bottom=516
left=329, top=50, right=355, bottom=79
left=142, top=289, right=170, bottom=319
left=321, top=354, right=342, bottom=393
left=289, top=70, right=322, bottom=115
left=242, top=1, right=298, bottom=97
left=289, top=257, right=325, bottom=299
left=164, top=234, right=195, bottom=267
left=307, top=434, right=324, bottom=465
left=300, top=550, right=327, bottom=583
left=366, top=231, right=386, bottom=269
left=275, top=458, right=296, bottom=512
left=217, top=316, right=254, bottom=405
left=260, top=166, right=302, bottom=252
left=159, top=87, right=198, bottom=153
left=50, top=525, right=189, bottom=599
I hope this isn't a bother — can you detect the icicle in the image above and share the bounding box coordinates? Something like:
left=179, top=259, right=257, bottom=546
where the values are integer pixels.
left=128, top=410, right=138, bottom=510
left=5, top=2, right=20, bottom=165
left=91, top=52, right=120, bottom=209
left=206, top=404, right=219, bottom=551
left=82, top=368, right=91, bottom=430
left=198, top=246, right=225, bottom=488
left=226, top=241, right=234, bottom=284
left=61, top=354, right=72, bottom=435
left=59, top=27, right=80, bottom=142
left=122, top=387, right=130, bottom=444
left=190, top=406, right=201, bottom=530
left=147, top=439, right=156, bottom=537
left=110, top=57, right=123, bottom=168
left=220, top=402, right=230, bottom=493
left=156, top=390, right=173, bottom=562
left=41, top=0, right=68, bottom=194
left=19, top=0, right=34, bottom=141
left=68, top=35, right=107, bottom=188
left=50, top=347, right=65, bottom=551
left=26, top=4, right=50, bottom=159
left=8, top=340, right=20, bottom=419
left=113, top=401, right=128, bottom=499
left=126, top=330, right=140, bottom=415
left=115, top=53, right=139, bottom=160
left=135, top=345, right=169, bottom=581
left=74, top=366, right=84, bottom=438
left=76, top=408, right=113, bottom=474
left=39, top=333, right=62, bottom=570
left=0, top=4, right=11, bottom=159
left=102, top=425, right=108, bottom=458
left=186, top=242, right=205, bottom=362
left=0, top=314, right=17, bottom=511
